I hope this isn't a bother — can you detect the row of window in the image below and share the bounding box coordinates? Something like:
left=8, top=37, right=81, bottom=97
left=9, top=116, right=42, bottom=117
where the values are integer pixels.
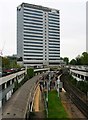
left=49, top=52, right=60, bottom=54
left=24, top=38, right=43, bottom=41
left=49, top=25, right=60, bottom=28
left=49, top=22, right=59, bottom=26
left=24, top=43, right=59, bottom=46
left=49, top=28, right=60, bottom=31
left=24, top=51, right=43, bottom=53
left=24, top=55, right=43, bottom=57
left=24, top=24, right=43, bottom=29
left=49, top=56, right=60, bottom=58
left=24, top=62, right=43, bottom=64
left=24, top=27, right=43, bottom=32
left=49, top=43, right=60, bottom=46
left=49, top=19, right=59, bottom=23
left=24, top=8, right=43, bottom=14
left=24, top=31, right=43, bottom=36
left=49, top=30, right=60, bottom=35
left=49, top=40, right=60, bottom=42
left=49, top=49, right=60, bottom=51
left=24, top=21, right=43, bottom=26
left=49, top=46, right=59, bottom=48
left=24, top=17, right=43, bottom=22
left=24, top=48, right=43, bottom=50
left=49, top=17, right=59, bottom=21
left=24, top=23, right=43, bottom=27
left=48, top=13, right=59, bottom=17
left=49, top=34, right=59, bottom=37
left=24, top=45, right=60, bottom=51
left=24, top=38, right=60, bottom=42
left=24, top=41, right=43, bottom=44
left=24, top=35, right=43, bottom=38
left=24, top=11, right=43, bottom=17
left=49, top=58, right=60, bottom=60
left=24, top=31, right=43, bottom=35
left=24, top=45, right=43, bottom=47
left=49, top=37, right=59, bottom=39
left=25, top=52, right=59, bottom=55
left=24, top=58, right=43, bottom=60
left=24, top=15, right=43, bottom=20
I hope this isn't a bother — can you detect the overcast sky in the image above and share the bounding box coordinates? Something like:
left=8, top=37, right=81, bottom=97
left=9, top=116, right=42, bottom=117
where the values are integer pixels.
left=0, top=0, right=87, bottom=60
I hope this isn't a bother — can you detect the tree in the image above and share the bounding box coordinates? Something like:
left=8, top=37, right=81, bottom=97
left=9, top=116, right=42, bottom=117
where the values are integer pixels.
left=69, top=52, right=88, bottom=65
left=2, top=56, right=22, bottom=69
left=27, top=68, right=34, bottom=78
left=75, top=55, right=82, bottom=65
left=70, top=59, right=76, bottom=65
left=63, top=57, right=69, bottom=65
left=80, top=52, right=88, bottom=65
left=2, top=57, right=10, bottom=69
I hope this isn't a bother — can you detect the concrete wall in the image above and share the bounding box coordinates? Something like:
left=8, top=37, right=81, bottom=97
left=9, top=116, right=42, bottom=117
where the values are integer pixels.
left=0, top=70, right=26, bottom=108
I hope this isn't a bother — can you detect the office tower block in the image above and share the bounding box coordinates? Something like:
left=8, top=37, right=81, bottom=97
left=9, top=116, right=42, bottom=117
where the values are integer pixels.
left=17, top=3, right=60, bottom=66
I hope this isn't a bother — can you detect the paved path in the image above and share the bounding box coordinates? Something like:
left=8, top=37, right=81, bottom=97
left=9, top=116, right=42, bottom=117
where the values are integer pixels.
left=31, top=85, right=45, bottom=118
left=33, top=85, right=40, bottom=111
left=1, top=74, right=43, bottom=119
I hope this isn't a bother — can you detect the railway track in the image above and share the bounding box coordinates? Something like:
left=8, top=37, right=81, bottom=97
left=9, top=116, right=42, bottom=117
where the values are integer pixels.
left=63, top=80, right=88, bottom=118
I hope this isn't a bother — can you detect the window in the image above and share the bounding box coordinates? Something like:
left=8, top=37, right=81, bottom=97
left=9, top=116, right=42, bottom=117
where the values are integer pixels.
left=7, top=81, right=10, bottom=87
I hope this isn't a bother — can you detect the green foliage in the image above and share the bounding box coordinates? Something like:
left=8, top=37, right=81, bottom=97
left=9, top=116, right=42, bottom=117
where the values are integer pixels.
left=70, top=59, right=76, bottom=65
left=2, top=56, right=21, bottom=69
left=67, top=74, right=88, bottom=94
left=48, top=90, right=68, bottom=118
left=2, top=57, right=10, bottom=68
left=27, top=68, right=34, bottom=78
left=81, top=52, right=88, bottom=65
left=70, top=52, right=88, bottom=65
left=63, top=57, right=69, bottom=65
left=76, top=81, right=88, bottom=93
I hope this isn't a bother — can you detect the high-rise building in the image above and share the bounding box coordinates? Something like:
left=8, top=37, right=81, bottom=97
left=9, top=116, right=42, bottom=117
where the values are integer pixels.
left=17, top=3, right=60, bottom=67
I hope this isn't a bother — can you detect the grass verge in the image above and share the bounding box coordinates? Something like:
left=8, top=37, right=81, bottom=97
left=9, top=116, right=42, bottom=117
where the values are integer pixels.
left=48, top=90, right=68, bottom=118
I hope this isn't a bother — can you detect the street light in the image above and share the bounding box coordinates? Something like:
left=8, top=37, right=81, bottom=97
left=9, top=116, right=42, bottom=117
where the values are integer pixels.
left=49, top=74, right=51, bottom=91
left=57, top=78, right=60, bottom=97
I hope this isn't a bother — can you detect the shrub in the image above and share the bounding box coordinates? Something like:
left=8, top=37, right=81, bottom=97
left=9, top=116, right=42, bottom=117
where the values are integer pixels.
left=27, top=68, right=34, bottom=78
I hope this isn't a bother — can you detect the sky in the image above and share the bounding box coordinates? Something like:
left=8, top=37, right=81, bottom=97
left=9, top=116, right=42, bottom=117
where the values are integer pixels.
left=0, top=0, right=87, bottom=60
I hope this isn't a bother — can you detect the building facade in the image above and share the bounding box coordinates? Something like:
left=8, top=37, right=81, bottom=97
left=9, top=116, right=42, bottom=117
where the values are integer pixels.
left=17, top=3, right=60, bottom=67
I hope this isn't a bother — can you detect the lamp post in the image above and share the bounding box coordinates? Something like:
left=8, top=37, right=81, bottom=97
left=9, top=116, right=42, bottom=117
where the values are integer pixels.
left=57, top=79, right=60, bottom=97
left=49, top=74, right=51, bottom=91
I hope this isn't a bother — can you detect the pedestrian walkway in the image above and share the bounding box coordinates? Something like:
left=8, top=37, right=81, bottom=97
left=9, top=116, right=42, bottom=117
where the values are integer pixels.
left=31, top=85, right=45, bottom=118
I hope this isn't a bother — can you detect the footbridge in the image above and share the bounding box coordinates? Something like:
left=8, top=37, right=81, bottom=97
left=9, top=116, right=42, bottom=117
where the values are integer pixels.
left=1, top=74, right=44, bottom=119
